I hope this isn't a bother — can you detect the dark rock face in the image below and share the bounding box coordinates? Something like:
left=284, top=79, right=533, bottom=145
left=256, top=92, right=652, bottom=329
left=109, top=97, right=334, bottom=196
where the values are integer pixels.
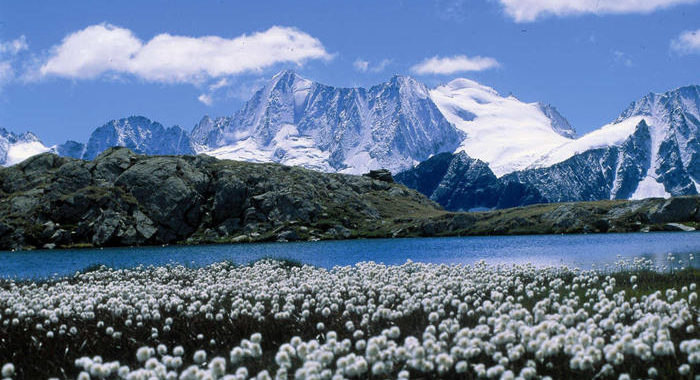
left=1, top=147, right=697, bottom=251
left=617, top=86, right=700, bottom=195
left=395, top=152, right=546, bottom=211
left=430, top=153, right=502, bottom=211
left=54, top=140, right=86, bottom=159
left=0, top=148, right=439, bottom=250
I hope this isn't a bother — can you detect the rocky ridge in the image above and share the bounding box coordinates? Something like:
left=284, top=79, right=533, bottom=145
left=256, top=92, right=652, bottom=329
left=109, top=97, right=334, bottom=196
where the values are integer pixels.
left=0, top=148, right=697, bottom=251
left=0, top=148, right=438, bottom=250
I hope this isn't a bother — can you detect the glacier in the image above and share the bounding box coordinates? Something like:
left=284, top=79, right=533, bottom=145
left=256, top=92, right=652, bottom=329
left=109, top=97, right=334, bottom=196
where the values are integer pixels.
left=0, top=129, right=51, bottom=166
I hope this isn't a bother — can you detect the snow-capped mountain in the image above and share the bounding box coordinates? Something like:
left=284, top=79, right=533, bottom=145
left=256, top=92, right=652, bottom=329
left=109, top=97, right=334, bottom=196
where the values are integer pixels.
left=396, top=84, right=700, bottom=210
left=81, top=116, right=194, bottom=160
left=0, top=117, right=193, bottom=166
left=192, top=70, right=463, bottom=174
left=1, top=71, right=698, bottom=209
left=395, top=120, right=656, bottom=209
left=0, top=128, right=51, bottom=166
left=502, top=119, right=654, bottom=202
left=429, top=78, right=577, bottom=176
left=615, top=85, right=700, bottom=197
left=516, top=85, right=700, bottom=201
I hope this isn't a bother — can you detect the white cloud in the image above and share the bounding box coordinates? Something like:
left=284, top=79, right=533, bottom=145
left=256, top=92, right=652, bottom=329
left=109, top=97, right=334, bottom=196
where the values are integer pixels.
left=0, top=36, right=29, bottom=91
left=353, top=58, right=392, bottom=73
left=0, top=36, right=28, bottom=55
left=498, top=0, right=700, bottom=22
left=37, top=23, right=333, bottom=84
left=197, top=78, right=233, bottom=106
left=0, top=62, right=13, bottom=83
left=613, top=50, right=634, bottom=67
left=353, top=59, right=369, bottom=72
left=410, top=55, right=499, bottom=75
left=208, top=78, right=230, bottom=91
left=198, top=93, right=213, bottom=106
left=671, top=29, right=700, bottom=55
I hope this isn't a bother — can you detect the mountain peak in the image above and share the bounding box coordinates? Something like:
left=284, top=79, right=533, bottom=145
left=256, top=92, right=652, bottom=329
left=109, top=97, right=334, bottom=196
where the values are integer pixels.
left=442, top=78, right=498, bottom=94
left=270, top=69, right=309, bottom=83
left=82, top=115, right=193, bottom=160
left=617, top=83, right=700, bottom=122
left=537, top=103, right=576, bottom=139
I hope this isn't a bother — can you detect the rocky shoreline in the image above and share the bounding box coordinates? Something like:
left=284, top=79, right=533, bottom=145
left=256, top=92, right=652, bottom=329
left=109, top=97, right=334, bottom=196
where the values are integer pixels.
left=0, top=148, right=697, bottom=251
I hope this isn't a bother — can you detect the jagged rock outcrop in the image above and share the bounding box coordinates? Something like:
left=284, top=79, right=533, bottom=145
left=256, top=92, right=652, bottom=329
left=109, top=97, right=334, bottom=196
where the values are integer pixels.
left=0, top=148, right=438, bottom=250
left=363, top=169, right=394, bottom=183
left=537, top=103, right=577, bottom=139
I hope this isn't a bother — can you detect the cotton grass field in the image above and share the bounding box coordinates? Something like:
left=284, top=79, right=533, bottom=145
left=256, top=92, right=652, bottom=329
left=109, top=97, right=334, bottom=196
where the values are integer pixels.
left=0, top=257, right=698, bottom=380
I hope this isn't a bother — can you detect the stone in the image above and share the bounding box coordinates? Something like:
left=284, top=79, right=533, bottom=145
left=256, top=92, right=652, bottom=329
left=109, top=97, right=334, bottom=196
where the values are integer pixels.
left=648, top=197, right=699, bottom=224
left=276, top=229, right=300, bottom=242
left=133, top=210, right=157, bottom=240
left=92, top=210, right=122, bottom=246
left=115, top=157, right=207, bottom=238
left=230, top=235, right=250, bottom=243
left=212, top=175, right=247, bottom=222
left=363, top=169, right=394, bottom=183
left=664, top=223, right=696, bottom=232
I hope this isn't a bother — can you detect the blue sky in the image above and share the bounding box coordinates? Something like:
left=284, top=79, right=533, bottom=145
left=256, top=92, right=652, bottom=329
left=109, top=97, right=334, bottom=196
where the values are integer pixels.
left=0, top=0, right=699, bottom=145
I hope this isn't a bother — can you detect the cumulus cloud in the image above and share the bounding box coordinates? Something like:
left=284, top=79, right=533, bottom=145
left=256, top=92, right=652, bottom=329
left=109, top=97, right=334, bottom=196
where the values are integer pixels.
left=498, top=0, right=700, bottom=22
left=36, top=23, right=333, bottom=84
left=410, top=55, right=499, bottom=75
left=353, top=58, right=391, bottom=73
left=671, top=29, right=700, bottom=55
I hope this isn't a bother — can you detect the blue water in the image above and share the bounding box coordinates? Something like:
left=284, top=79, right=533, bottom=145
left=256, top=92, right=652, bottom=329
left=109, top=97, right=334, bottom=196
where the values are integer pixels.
left=0, top=232, right=699, bottom=279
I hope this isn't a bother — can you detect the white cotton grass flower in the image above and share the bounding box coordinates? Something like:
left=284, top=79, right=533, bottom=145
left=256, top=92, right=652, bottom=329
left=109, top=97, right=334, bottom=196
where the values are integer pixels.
left=173, top=346, right=185, bottom=357
left=136, top=346, right=154, bottom=362
left=193, top=350, right=207, bottom=364
left=208, top=357, right=226, bottom=377
left=1, top=363, right=14, bottom=378
left=0, top=257, right=697, bottom=379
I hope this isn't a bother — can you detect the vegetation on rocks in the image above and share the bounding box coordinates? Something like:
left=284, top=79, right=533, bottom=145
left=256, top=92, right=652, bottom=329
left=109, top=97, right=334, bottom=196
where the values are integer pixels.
left=0, top=148, right=697, bottom=251
left=0, top=148, right=437, bottom=250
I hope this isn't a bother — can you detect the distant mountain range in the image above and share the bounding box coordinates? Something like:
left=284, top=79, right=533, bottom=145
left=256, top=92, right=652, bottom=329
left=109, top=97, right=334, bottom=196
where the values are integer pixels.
left=2, top=70, right=698, bottom=210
